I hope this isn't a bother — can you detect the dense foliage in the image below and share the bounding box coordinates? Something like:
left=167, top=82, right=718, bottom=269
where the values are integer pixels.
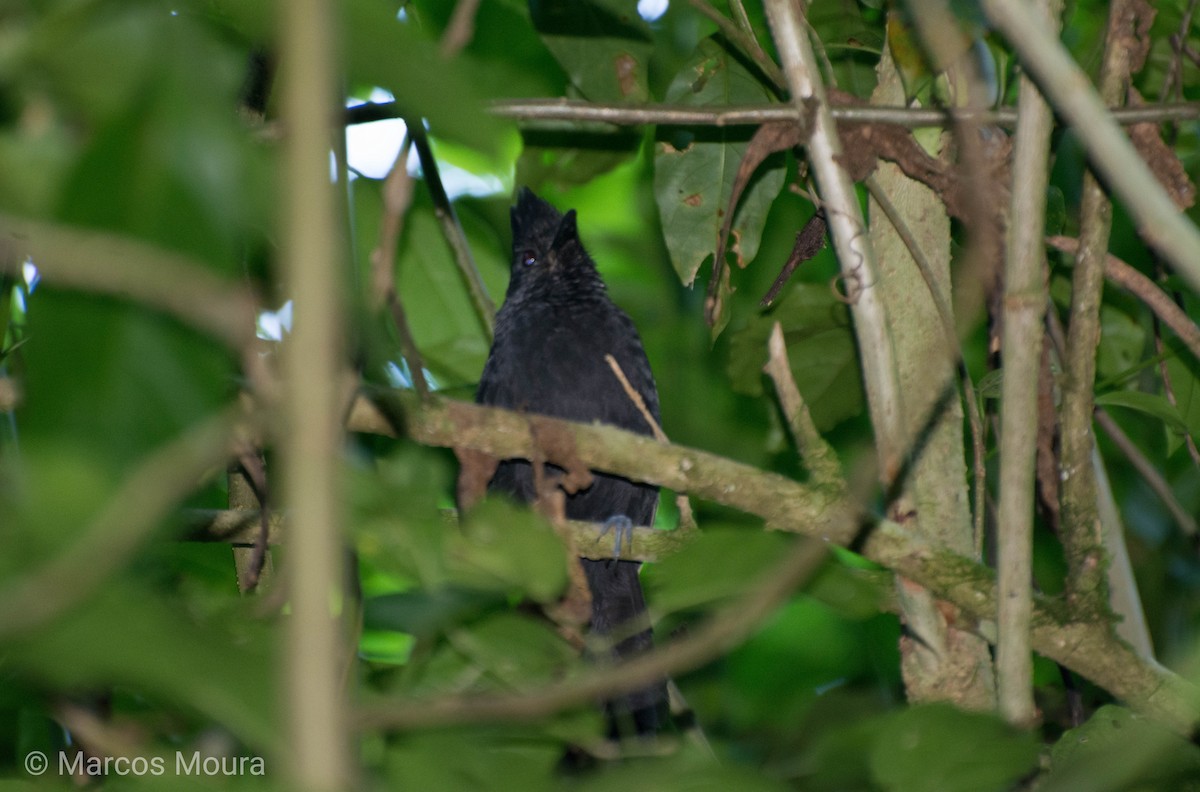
left=1, top=0, right=1199, bottom=790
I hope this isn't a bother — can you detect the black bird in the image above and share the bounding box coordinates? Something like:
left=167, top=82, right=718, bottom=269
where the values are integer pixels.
left=476, top=188, right=668, bottom=736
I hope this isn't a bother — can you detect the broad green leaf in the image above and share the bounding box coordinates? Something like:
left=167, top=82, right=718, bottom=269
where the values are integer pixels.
left=450, top=612, right=577, bottom=687
left=450, top=499, right=568, bottom=603
left=349, top=445, right=456, bottom=588
left=728, top=282, right=863, bottom=431
left=1044, top=705, right=1200, bottom=792
left=364, top=588, right=505, bottom=641
left=869, top=704, right=1040, bottom=792
left=385, top=727, right=561, bottom=792
left=1096, top=304, right=1147, bottom=383
left=1165, top=350, right=1200, bottom=457
left=19, top=291, right=233, bottom=472
left=34, top=4, right=268, bottom=270
left=791, top=699, right=890, bottom=789
left=727, top=597, right=870, bottom=722
left=370, top=187, right=505, bottom=390
left=7, top=583, right=279, bottom=753
left=574, top=752, right=788, bottom=792
left=411, top=0, right=567, bottom=99
left=1095, top=390, right=1192, bottom=436
left=517, top=137, right=643, bottom=191
left=807, top=563, right=893, bottom=621
left=530, top=0, right=653, bottom=103
left=360, top=629, right=416, bottom=665
left=342, top=0, right=511, bottom=158
left=647, top=527, right=792, bottom=615
left=654, top=36, right=786, bottom=287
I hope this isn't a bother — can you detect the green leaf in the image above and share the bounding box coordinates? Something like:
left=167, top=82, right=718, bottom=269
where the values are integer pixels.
left=39, top=5, right=268, bottom=269
left=450, top=499, right=569, bottom=603
left=807, top=562, right=893, bottom=621
left=363, top=588, right=505, bottom=641
left=1095, top=390, right=1192, bottom=436
left=349, top=445, right=456, bottom=588
left=574, top=751, right=789, bottom=792
left=8, top=583, right=279, bottom=753
left=19, top=291, right=233, bottom=472
left=372, top=187, right=504, bottom=390
left=450, top=612, right=577, bottom=687
left=385, top=727, right=562, bottom=792
left=1044, top=705, right=1200, bottom=792
left=654, top=36, right=786, bottom=287
left=1096, top=304, right=1147, bottom=383
left=1164, top=350, right=1200, bottom=457
left=869, top=704, right=1040, bottom=792
left=647, top=527, right=792, bottom=615
left=727, top=282, right=863, bottom=431
left=531, top=0, right=653, bottom=103
left=343, top=0, right=512, bottom=157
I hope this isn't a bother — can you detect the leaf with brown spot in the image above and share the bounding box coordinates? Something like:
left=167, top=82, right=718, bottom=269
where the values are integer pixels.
left=654, top=36, right=786, bottom=313
left=614, top=52, right=641, bottom=99
left=530, top=0, right=652, bottom=103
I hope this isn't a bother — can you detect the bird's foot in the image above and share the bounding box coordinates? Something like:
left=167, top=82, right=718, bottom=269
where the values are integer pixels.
left=598, top=515, right=635, bottom=560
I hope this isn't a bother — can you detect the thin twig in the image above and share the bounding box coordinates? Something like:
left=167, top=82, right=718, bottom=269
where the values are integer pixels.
left=408, top=124, right=496, bottom=339
left=465, top=98, right=1200, bottom=130
left=1094, top=409, right=1199, bottom=538
left=185, top=507, right=692, bottom=563
left=1154, top=327, right=1200, bottom=466
left=766, top=0, right=905, bottom=486
left=369, top=133, right=432, bottom=399
left=438, top=0, right=482, bottom=57
left=1047, top=236, right=1200, bottom=364
left=763, top=322, right=843, bottom=488
left=1159, top=0, right=1199, bottom=102
left=1057, top=0, right=1145, bottom=623
left=0, top=216, right=257, bottom=353
left=604, top=354, right=667, bottom=442
left=604, top=354, right=698, bottom=534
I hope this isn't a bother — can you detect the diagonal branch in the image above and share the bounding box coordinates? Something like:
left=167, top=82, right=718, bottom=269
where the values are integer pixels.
left=980, top=0, right=1200, bottom=291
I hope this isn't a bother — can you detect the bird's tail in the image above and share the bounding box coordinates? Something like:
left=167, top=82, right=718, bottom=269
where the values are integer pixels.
left=580, top=558, right=669, bottom=737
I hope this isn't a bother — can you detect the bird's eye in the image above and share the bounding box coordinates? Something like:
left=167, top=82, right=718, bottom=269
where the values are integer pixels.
left=519, top=250, right=538, bottom=267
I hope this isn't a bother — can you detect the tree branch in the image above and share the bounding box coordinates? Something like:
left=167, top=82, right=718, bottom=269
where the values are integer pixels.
left=346, top=390, right=1200, bottom=733
left=350, top=98, right=1200, bottom=130
left=1047, top=236, right=1200, bottom=365
left=279, top=0, right=350, bottom=784
left=980, top=0, right=1200, bottom=291
left=765, top=0, right=906, bottom=486
left=996, top=0, right=1061, bottom=727
left=1057, top=0, right=1146, bottom=622
left=0, top=215, right=257, bottom=354
left=185, top=507, right=691, bottom=563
